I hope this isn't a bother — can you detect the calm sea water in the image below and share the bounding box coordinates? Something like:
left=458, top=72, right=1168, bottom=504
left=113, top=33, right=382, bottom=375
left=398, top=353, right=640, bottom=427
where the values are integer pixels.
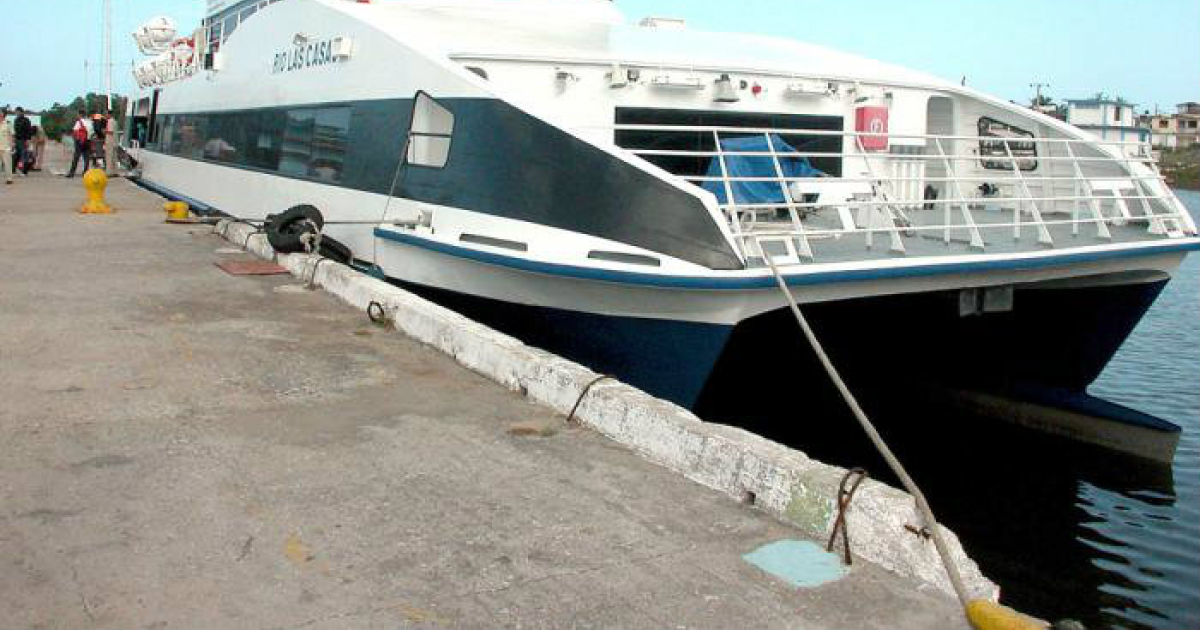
left=903, top=192, right=1200, bottom=629
left=705, top=191, right=1199, bottom=628
left=1077, top=189, right=1200, bottom=629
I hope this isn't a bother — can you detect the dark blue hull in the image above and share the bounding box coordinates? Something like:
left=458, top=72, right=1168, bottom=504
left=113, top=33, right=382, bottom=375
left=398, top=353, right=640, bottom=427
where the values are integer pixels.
left=387, top=279, right=734, bottom=407
left=696, top=277, right=1170, bottom=419
left=389, top=275, right=1170, bottom=420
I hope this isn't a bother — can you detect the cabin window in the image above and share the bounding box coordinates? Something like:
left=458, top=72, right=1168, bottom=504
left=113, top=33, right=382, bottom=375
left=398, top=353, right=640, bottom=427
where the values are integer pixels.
left=978, top=117, right=1037, bottom=171
left=407, top=93, right=454, bottom=169
left=223, top=14, right=239, bottom=41
left=613, top=108, right=843, bottom=183
left=152, top=105, right=351, bottom=184
left=279, top=107, right=351, bottom=182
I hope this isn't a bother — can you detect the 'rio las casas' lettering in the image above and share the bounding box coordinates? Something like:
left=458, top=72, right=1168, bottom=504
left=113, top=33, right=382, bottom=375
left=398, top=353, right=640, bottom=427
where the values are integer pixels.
left=271, top=39, right=338, bottom=74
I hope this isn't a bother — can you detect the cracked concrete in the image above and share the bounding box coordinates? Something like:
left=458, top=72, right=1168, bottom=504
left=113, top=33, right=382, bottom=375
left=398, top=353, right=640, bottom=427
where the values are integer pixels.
left=0, top=158, right=968, bottom=628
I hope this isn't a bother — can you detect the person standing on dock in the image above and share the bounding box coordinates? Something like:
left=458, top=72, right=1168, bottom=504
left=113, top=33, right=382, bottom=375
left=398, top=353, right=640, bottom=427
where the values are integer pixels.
left=31, top=125, right=46, bottom=172
left=90, top=113, right=108, bottom=170
left=66, top=111, right=92, bottom=179
left=0, top=110, right=14, bottom=185
left=12, top=108, right=33, bottom=177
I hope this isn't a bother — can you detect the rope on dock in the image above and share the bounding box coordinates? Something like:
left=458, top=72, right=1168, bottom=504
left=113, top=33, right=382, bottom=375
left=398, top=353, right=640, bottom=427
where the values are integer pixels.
left=760, top=251, right=972, bottom=609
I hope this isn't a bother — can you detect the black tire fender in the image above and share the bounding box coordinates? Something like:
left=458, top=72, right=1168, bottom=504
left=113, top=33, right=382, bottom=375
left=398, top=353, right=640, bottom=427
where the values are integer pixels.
left=318, top=235, right=353, bottom=265
left=265, top=204, right=324, bottom=253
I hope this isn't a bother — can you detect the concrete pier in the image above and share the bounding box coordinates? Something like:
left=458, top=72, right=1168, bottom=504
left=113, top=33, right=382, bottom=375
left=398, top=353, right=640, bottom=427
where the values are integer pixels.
left=2, top=164, right=978, bottom=628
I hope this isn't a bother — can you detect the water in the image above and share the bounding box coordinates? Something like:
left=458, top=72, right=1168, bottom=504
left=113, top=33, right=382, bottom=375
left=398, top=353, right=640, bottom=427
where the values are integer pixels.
left=1077, top=189, right=1200, bottom=629
left=910, top=192, right=1200, bottom=629
left=705, top=190, right=1200, bottom=628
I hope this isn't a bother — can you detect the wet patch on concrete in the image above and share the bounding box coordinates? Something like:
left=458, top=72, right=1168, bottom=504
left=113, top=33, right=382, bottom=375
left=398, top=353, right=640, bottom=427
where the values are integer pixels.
left=71, top=454, right=135, bottom=471
left=17, top=508, right=83, bottom=525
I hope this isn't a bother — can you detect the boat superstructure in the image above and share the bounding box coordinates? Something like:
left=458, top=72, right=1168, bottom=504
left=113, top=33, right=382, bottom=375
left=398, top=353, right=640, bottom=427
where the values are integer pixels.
left=123, top=0, right=1199, bottom=411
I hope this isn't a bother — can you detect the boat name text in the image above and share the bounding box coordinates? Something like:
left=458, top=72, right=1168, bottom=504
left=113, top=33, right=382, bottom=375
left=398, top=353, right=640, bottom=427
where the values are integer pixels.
left=272, top=39, right=339, bottom=74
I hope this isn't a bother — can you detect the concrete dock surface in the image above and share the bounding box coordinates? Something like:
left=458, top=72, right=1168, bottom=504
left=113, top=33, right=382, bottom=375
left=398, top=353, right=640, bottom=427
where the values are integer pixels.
left=0, top=163, right=968, bottom=629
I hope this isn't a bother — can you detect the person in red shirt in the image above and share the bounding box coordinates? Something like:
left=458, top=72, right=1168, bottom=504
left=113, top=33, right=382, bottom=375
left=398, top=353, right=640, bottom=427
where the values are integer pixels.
left=65, top=111, right=92, bottom=178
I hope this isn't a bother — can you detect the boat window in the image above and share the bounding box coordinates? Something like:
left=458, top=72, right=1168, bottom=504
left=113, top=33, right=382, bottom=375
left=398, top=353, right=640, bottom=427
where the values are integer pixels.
left=587, top=251, right=662, bottom=267
left=459, top=233, right=528, bottom=251
left=152, top=104, right=351, bottom=184
left=223, top=14, right=239, bottom=41
left=978, top=117, right=1037, bottom=171
left=614, top=108, right=843, bottom=180
left=465, top=66, right=489, bottom=80
left=279, top=107, right=352, bottom=182
left=407, top=93, right=454, bottom=168
left=207, top=22, right=222, bottom=52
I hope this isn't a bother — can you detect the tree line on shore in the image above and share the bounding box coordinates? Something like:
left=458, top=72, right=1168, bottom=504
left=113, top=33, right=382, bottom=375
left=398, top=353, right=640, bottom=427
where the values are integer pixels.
left=29, top=93, right=129, bottom=140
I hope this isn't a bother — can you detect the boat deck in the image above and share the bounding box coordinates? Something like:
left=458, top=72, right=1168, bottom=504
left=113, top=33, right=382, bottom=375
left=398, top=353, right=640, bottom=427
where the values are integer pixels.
left=741, top=205, right=1177, bottom=267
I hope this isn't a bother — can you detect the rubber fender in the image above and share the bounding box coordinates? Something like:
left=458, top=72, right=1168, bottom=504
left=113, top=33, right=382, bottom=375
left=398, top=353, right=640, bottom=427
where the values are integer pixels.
left=265, top=204, right=324, bottom=253
left=318, top=235, right=353, bottom=265
left=966, top=600, right=1046, bottom=630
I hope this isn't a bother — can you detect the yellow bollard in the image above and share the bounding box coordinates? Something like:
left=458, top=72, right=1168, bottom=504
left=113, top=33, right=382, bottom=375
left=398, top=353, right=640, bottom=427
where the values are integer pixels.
left=79, top=168, right=114, bottom=214
left=966, top=600, right=1047, bottom=630
left=164, top=201, right=191, bottom=222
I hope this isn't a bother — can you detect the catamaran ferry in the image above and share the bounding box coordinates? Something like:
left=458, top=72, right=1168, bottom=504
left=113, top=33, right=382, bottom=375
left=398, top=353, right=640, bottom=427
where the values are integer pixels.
left=123, top=0, right=1198, bottom=421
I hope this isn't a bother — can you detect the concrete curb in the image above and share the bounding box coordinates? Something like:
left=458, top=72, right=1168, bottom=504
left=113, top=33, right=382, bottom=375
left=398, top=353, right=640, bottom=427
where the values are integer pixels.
left=217, top=220, right=999, bottom=602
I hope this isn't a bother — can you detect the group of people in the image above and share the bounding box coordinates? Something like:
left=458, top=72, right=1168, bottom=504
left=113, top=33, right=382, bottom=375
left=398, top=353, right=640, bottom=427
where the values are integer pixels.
left=0, top=107, right=47, bottom=185
left=0, top=107, right=116, bottom=185
left=66, top=110, right=113, bottom=178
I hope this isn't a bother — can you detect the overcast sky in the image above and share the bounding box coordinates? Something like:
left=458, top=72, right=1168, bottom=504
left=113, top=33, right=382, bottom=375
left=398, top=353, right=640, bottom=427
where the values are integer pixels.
left=2, top=0, right=1196, bottom=113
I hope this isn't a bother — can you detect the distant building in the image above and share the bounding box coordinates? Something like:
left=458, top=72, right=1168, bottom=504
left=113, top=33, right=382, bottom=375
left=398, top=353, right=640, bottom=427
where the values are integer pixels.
left=1146, top=102, right=1199, bottom=149
left=1030, top=103, right=1064, bottom=120
left=1065, top=97, right=1150, bottom=145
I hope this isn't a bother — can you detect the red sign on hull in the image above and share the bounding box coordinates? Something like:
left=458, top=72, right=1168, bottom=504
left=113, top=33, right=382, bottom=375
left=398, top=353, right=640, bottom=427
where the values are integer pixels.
left=855, top=106, right=889, bottom=151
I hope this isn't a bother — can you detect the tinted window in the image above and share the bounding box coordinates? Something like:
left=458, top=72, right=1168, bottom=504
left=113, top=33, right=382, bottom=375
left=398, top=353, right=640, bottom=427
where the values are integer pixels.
left=154, top=105, right=350, bottom=184
left=280, top=107, right=351, bottom=182
left=978, top=117, right=1037, bottom=171
left=614, top=108, right=844, bottom=178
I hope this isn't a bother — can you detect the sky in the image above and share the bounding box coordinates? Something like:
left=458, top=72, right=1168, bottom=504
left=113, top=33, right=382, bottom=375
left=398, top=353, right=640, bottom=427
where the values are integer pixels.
left=1, top=0, right=1196, bottom=113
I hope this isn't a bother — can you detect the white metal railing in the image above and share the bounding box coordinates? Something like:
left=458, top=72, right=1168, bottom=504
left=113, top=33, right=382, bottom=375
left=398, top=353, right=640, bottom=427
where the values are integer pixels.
left=594, top=124, right=1195, bottom=266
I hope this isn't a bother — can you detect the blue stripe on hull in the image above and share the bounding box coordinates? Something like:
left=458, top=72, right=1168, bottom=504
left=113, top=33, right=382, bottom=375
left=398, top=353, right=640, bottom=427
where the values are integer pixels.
left=375, top=227, right=1199, bottom=291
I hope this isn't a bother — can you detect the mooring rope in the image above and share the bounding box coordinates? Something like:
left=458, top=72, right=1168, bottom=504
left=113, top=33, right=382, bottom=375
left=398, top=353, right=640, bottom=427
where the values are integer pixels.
left=761, top=250, right=971, bottom=609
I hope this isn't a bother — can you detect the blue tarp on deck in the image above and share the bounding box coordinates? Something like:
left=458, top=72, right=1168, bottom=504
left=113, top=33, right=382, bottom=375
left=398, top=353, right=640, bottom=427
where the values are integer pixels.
left=701, top=134, right=824, bottom=205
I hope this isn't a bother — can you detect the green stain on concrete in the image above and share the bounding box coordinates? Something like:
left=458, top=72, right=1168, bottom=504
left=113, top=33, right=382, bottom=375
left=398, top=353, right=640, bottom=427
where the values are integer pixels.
left=783, top=480, right=834, bottom=537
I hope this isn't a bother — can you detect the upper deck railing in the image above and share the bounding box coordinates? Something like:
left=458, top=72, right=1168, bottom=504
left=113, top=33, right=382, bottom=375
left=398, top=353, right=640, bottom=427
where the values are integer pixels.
left=588, top=123, right=1196, bottom=267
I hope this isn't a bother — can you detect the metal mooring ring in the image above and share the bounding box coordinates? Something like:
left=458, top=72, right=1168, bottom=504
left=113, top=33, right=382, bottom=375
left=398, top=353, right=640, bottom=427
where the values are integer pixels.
left=367, top=301, right=387, bottom=325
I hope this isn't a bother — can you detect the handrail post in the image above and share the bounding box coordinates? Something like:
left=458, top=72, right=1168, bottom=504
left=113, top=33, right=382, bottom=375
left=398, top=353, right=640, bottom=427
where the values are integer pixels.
left=856, top=137, right=906, bottom=254
left=713, top=130, right=751, bottom=260
left=933, top=137, right=984, bottom=249
left=1002, top=140, right=1053, bottom=246
left=1063, top=140, right=1112, bottom=240
left=765, top=131, right=813, bottom=261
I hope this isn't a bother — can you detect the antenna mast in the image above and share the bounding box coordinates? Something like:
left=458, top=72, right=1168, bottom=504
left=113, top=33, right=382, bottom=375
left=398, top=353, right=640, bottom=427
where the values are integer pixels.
left=104, top=0, right=113, bottom=112
left=1030, top=81, right=1050, bottom=106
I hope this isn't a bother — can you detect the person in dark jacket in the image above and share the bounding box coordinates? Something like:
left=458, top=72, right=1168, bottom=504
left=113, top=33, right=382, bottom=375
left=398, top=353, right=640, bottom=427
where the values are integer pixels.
left=12, top=107, right=33, bottom=176
left=90, top=113, right=109, bottom=169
